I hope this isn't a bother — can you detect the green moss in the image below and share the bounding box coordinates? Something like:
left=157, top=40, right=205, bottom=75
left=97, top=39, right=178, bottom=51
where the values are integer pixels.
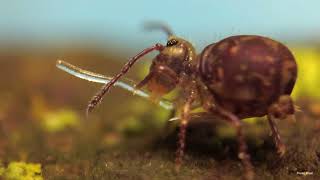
left=1, top=162, right=43, bottom=180
left=117, top=116, right=145, bottom=135
left=41, top=109, right=80, bottom=133
left=116, top=98, right=171, bottom=136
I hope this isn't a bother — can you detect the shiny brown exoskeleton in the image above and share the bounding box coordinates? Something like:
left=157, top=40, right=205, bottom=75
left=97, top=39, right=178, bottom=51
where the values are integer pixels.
left=87, top=24, right=297, bottom=180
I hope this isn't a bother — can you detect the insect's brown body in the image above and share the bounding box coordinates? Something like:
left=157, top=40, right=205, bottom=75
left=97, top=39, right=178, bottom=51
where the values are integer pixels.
left=199, top=35, right=297, bottom=118
left=84, top=25, right=298, bottom=180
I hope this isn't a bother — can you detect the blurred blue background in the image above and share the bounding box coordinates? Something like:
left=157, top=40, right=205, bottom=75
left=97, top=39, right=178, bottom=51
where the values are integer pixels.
left=1, top=0, right=320, bottom=52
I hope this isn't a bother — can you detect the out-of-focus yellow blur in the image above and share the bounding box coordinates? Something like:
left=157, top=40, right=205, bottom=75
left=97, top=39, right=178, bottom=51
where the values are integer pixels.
left=292, top=47, right=320, bottom=99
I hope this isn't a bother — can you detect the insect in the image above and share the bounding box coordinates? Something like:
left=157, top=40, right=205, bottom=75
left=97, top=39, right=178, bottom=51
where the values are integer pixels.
left=57, top=23, right=297, bottom=180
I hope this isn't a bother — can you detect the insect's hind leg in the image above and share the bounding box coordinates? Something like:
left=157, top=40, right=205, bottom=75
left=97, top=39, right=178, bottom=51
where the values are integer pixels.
left=267, top=95, right=295, bottom=157
left=209, top=106, right=254, bottom=180
left=199, top=81, right=253, bottom=179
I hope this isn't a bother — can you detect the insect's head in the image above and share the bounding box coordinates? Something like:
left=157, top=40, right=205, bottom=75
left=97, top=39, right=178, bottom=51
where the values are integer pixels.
left=162, top=35, right=196, bottom=62
left=86, top=23, right=196, bottom=113
left=144, top=22, right=196, bottom=64
left=137, top=25, right=196, bottom=100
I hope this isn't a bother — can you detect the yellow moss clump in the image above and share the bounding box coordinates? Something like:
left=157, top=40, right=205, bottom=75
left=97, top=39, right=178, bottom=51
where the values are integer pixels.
left=41, top=109, right=80, bottom=133
left=31, top=95, right=80, bottom=133
left=0, top=162, right=43, bottom=180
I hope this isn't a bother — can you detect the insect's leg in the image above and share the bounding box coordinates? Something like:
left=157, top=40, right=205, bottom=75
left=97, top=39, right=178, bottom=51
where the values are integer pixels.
left=211, top=106, right=254, bottom=180
left=175, top=89, right=196, bottom=172
left=267, top=114, right=286, bottom=157
left=267, top=95, right=295, bottom=157
left=199, top=82, right=253, bottom=180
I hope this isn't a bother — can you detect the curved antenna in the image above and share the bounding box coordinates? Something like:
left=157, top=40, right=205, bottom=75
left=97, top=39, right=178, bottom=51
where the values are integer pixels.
left=86, top=43, right=165, bottom=115
left=56, top=60, right=173, bottom=110
left=143, top=21, right=174, bottom=37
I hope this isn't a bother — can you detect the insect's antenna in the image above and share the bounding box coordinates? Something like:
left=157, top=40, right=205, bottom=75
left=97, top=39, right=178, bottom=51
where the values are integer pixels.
left=144, top=22, right=174, bottom=38
left=56, top=60, right=174, bottom=110
left=86, top=43, right=165, bottom=115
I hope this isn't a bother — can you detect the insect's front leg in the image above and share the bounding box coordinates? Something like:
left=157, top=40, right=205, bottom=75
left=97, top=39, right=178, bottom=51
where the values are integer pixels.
left=175, top=93, right=194, bottom=171
left=175, top=76, right=198, bottom=172
left=267, top=95, right=295, bottom=157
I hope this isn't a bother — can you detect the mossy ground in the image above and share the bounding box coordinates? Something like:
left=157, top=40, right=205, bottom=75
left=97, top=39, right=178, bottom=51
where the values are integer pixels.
left=1, top=112, right=320, bottom=180
left=0, top=49, right=320, bottom=180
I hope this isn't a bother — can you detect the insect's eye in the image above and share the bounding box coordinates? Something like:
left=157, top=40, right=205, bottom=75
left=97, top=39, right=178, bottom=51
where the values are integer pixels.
left=166, top=39, right=178, bottom=47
